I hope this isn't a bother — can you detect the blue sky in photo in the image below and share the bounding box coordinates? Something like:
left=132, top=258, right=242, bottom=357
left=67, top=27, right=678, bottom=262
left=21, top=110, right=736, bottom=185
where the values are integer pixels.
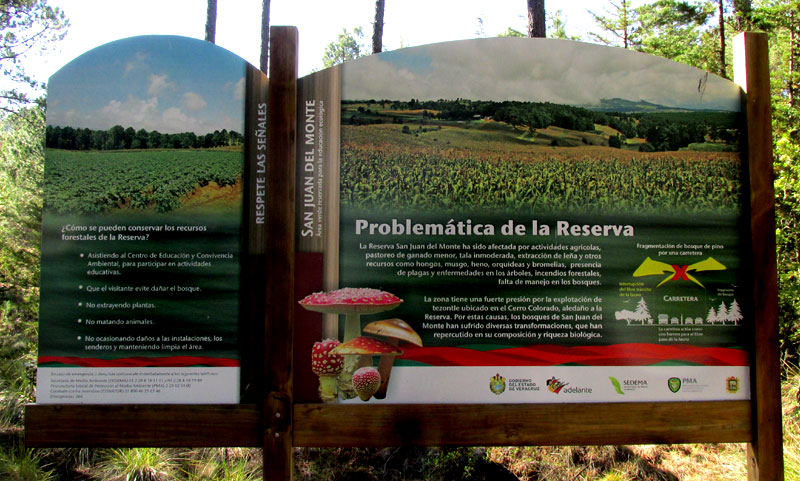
left=47, top=36, right=247, bottom=135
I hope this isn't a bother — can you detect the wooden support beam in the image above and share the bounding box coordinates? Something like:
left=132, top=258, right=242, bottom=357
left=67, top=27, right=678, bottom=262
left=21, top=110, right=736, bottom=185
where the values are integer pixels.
left=293, top=401, right=752, bottom=447
left=734, top=31, right=784, bottom=481
left=263, top=25, right=298, bottom=481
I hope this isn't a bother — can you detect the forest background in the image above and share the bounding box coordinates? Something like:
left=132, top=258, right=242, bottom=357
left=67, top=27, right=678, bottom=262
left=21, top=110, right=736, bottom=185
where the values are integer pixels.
left=1, top=0, right=800, bottom=479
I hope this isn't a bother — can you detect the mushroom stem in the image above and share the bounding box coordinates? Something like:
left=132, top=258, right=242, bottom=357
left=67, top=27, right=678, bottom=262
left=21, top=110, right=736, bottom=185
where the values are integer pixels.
left=340, top=312, right=363, bottom=398
left=374, top=338, right=399, bottom=399
left=318, top=375, right=339, bottom=403
left=343, top=312, right=361, bottom=342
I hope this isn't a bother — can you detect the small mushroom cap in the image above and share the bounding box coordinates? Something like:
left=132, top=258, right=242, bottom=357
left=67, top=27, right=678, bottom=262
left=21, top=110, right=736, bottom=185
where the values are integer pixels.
left=310, top=338, right=344, bottom=376
left=363, top=318, right=423, bottom=347
left=330, top=336, right=403, bottom=356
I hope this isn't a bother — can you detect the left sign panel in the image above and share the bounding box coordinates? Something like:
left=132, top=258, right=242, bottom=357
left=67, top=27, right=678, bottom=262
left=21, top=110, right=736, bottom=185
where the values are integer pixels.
left=37, top=36, right=267, bottom=404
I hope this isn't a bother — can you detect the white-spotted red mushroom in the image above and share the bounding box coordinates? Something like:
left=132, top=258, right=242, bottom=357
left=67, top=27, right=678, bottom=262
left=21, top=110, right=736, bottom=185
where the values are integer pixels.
left=352, top=367, right=381, bottom=401
left=363, top=318, right=422, bottom=399
left=298, top=287, right=403, bottom=342
left=310, top=338, right=344, bottom=403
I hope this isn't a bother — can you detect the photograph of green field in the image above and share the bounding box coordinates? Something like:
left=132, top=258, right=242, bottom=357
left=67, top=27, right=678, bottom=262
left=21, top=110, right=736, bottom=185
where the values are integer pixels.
left=340, top=100, right=742, bottom=216
left=44, top=147, right=243, bottom=214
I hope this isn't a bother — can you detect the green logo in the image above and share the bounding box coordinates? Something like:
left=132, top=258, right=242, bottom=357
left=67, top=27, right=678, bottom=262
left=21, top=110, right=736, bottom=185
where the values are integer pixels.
left=609, top=377, right=624, bottom=395
left=668, top=377, right=682, bottom=393
left=489, top=373, right=506, bottom=395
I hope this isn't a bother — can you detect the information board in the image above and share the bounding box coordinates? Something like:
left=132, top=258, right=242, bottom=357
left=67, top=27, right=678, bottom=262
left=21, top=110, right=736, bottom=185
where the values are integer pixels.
left=38, top=36, right=267, bottom=403
left=295, top=38, right=750, bottom=404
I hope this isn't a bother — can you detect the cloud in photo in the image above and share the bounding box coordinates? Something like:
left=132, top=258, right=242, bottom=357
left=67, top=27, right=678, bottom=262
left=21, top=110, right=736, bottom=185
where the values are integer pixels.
left=182, top=92, right=207, bottom=111
left=342, top=38, right=741, bottom=112
left=147, top=73, right=174, bottom=96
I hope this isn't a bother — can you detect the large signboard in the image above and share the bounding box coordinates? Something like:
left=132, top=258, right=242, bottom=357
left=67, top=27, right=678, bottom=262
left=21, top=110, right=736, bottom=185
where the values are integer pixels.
left=296, top=38, right=750, bottom=403
left=38, top=36, right=267, bottom=403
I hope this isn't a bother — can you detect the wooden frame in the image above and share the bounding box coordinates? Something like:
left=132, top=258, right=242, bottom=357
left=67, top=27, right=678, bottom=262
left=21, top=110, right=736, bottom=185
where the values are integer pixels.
left=25, top=30, right=782, bottom=481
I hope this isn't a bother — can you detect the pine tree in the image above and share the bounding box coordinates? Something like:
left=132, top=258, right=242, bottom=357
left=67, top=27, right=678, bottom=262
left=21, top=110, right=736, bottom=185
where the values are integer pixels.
left=728, top=299, right=743, bottom=325
left=260, top=0, right=270, bottom=74
left=372, top=0, right=385, bottom=54
left=635, top=297, right=652, bottom=324
left=588, top=0, right=636, bottom=48
left=706, top=306, right=718, bottom=324
left=205, top=0, right=217, bottom=43
left=717, top=301, right=730, bottom=324
left=527, top=0, right=546, bottom=38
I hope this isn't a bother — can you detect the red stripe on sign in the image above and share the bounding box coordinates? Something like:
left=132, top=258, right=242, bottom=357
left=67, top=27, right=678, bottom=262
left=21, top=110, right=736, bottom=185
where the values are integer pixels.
left=38, top=356, right=240, bottom=367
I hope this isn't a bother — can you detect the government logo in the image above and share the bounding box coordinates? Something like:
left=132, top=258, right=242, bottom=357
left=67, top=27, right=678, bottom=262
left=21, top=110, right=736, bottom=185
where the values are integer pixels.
left=489, top=373, right=506, bottom=395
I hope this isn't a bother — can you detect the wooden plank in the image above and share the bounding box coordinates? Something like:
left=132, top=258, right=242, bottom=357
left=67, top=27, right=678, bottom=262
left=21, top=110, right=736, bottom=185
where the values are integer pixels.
left=733, top=32, right=784, bottom=481
left=241, top=63, right=270, bottom=403
left=264, top=26, right=298, bottom=481
left=294, top=401, right=753, bottom=447
left=25, top=404, right=261, bottom=447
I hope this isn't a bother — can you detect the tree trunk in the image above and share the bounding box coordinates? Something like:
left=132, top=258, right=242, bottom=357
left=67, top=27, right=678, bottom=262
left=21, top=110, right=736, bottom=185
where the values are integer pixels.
left=527, top=0, right=546, bottom=38
left=791, top=8, right=799, bottom=108
left=260, top=0, right=271, bottom=73
left=372, top=0, right=385, bottom=54
left=719, top=0, right=727, bottom=78
left=205, top=0, right=217, bottom=43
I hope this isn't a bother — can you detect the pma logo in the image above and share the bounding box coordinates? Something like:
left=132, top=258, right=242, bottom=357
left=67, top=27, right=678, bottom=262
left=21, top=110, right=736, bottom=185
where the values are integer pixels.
left=489, top=373, right=506, bottom=395
left=547, top=377, right=568, bottom=394
left=726, top=376, right=740, bottom=394
left=668, top=377, right=682, bottom=393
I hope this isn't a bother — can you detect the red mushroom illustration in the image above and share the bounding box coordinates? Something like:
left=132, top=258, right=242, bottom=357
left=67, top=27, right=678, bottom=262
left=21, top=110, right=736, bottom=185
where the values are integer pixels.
left=363, top=318, right=422, bottom=399
left=352, top=367, right=381, bottom=401
left=310, top=338, right=344, bottom=402
left=299, top=288, right=403, bottom=399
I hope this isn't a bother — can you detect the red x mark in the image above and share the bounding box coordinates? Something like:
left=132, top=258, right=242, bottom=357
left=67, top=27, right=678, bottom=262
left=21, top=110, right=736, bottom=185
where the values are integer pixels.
left=671, top=265, right=690, bottom=281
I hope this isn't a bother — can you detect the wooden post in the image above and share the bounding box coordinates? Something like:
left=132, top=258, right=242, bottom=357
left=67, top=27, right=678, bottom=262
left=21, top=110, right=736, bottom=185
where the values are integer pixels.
left=264, top=26, right=298, bottom=481
left=733, top=31, right=784, bottom=481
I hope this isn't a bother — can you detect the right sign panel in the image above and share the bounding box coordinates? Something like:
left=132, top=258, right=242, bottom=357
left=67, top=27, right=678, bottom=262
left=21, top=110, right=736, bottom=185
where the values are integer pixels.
left=296, top=38, right=750, bottom=403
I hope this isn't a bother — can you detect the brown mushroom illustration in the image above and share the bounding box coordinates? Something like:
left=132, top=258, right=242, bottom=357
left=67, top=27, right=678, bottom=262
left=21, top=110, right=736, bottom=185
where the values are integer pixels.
left=363, top=318, right=422, bottom=399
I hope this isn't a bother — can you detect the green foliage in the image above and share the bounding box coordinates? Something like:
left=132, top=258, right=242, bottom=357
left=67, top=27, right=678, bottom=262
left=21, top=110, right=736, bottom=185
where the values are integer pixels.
left=0, top=0, right=68, bottom=113
left=0, top=107, right=43, bottom=293
left=634, top=0, right=715, bottom=67
left=548, top=10, right=580, bottom=40
left=0, top=442, right=55, bottom=481
left=497, top=27, right=525, bottom=38
left=322, top=27, right=366, bottom=68
left=588, top=0, right=638, bottom=48
left=773, top=107, right=800, bottom=361
left=45, top=124, right=244, bottom=150
left=0, top=108, right=42, bottom=427
left=43, top=149, right=242, bottom=214
left=341, top=124, right=742, bottom=215
left=95, top=448, right=181, bottom=481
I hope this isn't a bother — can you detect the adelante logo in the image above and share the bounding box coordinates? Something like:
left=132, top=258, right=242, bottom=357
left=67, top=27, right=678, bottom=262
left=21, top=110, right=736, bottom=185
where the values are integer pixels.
left=489, top=373, right=506, bottom=395
left=546, top=376, right=568, bottom=394
left=668, top=377, right=682, bottom=393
